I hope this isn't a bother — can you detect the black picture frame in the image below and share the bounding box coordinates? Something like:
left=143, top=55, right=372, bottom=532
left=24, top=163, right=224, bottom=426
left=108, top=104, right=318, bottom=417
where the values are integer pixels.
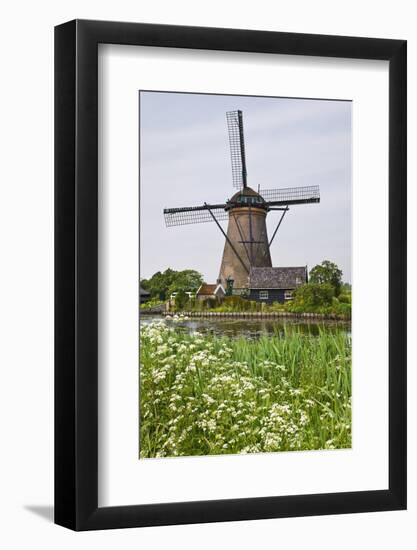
left=55, top=19, right=407, bottom=531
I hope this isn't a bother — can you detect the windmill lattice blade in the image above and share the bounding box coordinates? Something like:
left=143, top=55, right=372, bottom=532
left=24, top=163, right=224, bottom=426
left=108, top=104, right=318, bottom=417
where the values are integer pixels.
left=226, top=110, right=247, bottom=189
left=164, top=204, right=228, bottom=227
left=260, top=185, right=320, bottom=205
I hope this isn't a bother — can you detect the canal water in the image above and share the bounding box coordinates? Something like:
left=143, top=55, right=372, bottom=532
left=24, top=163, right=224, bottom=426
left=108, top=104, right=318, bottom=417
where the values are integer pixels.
left=140, top=315, right=351, bottom=339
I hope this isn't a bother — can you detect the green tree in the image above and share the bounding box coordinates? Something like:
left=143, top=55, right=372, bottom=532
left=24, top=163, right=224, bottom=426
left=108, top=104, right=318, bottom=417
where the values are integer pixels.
left=168, top=269, right=203, bottom=295
left=140, top=268, right=176, bottom=300
left=140, top=268, right=203, bottom=301
left=309, top=261, right=343, bottom=296
left=292, top=283, right=334, bottom=308
left=174, top=288, right=189, bottom=310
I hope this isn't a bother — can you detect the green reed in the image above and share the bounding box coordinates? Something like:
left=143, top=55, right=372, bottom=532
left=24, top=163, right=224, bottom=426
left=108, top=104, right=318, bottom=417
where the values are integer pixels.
left=139, top=321, right=351, bottom=458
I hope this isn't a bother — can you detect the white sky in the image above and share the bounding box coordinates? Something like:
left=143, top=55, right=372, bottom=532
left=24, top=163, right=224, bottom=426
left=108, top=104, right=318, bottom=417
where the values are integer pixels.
left=140, top=91, right=352, bottom=283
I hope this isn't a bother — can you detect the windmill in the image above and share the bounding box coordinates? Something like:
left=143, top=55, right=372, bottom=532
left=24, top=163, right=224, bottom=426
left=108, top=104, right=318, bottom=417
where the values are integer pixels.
left=163, top=110, right=320, bottom=291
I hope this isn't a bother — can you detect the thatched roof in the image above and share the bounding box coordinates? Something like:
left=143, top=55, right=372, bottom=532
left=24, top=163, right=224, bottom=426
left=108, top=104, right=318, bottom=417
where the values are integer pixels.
left=249, top=267, right=307, bottom=290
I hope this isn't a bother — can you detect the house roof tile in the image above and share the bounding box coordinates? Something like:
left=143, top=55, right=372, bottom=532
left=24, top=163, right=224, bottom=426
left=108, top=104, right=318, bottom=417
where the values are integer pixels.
left=197, top=283, right=218, bottom=296
left=249, top=267, right=307, bottom=289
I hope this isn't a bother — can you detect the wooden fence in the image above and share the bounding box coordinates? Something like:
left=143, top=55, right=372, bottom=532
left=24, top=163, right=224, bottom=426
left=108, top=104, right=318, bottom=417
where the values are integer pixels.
left=161, top=311, right=349, bottom=321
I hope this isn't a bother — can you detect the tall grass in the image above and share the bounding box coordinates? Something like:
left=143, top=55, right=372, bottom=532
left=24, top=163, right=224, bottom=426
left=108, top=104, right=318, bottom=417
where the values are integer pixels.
left=139, top=321, right=351, bottom=458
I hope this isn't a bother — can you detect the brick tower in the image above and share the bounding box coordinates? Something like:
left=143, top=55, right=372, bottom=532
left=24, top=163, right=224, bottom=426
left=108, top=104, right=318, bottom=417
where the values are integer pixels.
left=218, top=187, right=272, bottom=290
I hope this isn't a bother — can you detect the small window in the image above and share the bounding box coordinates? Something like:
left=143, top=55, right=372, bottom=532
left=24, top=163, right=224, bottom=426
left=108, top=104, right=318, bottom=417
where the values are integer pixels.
left=259, top=290, right=269, bottom=300
left=284, top=290, right=293, bottom=301
left=295, top=276, right=302, bottom=285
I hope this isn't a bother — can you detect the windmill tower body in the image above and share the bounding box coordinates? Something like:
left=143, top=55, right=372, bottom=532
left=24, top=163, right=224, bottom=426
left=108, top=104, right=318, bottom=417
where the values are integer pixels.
left=219, top=189, right=272, bottom=289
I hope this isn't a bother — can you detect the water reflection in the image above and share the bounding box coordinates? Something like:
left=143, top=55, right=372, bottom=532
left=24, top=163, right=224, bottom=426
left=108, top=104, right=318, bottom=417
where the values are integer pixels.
left=140, top=315, right=351, bottom=339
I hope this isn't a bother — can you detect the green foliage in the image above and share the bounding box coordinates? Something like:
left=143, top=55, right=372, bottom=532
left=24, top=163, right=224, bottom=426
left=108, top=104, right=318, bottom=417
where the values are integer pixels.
left=215, top=296, right=253, bottom=312
left=205, top=296, right=279, bottom=313
left=309, top=260, right=343, bottom=296
left=141, top=268, right=203, bottom=300
left=333, top=302, right=351, bottom=316
left=204, top=298, right=219, bottom=309
left=282, top=283, right=352, bottom=317
left=140, top=321, right=352, bottom=457
left=338, top=292, right=352, bottom=304
left=173, top=289, right=189, bottom=311
left=140, top=269, right=176, bottom=300
left=175, top=289, right=350, bottom=318
left=269, top=301, right=286, bottom=312
left=140, top=298, right=164, bottom=311
left=188, top=297, right=204, bottom=311
left=291, top=283, right=334, bottom=308
left=168, top=270, right=203, bottom=296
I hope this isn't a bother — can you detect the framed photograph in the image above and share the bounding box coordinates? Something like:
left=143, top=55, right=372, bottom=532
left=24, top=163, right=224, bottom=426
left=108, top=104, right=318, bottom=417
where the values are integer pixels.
left=55, top=20, right=406, bottom=530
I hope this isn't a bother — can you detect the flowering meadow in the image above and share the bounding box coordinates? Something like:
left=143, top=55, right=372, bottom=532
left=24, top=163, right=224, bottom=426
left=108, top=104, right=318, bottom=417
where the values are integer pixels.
left=139, top=320, right=351, bottom=458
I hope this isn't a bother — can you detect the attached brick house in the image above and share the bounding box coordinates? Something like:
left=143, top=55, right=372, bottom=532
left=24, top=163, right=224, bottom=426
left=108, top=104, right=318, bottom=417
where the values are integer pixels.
left=248, top=266, right=307, bottom=304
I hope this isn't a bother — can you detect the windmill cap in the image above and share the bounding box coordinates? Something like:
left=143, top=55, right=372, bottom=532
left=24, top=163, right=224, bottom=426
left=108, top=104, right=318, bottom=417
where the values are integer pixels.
left=226, top=186, right=267, bottom=210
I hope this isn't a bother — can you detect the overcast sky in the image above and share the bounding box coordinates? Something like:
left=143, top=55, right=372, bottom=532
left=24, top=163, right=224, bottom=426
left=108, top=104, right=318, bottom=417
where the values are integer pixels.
left=140, top=91, right=352, bottom=283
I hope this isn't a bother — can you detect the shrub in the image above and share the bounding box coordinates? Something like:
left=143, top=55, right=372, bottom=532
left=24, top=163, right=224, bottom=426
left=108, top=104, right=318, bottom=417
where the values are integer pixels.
left=334, top=302, right=351, bottom=318
left=140, top=298, right=165, bottom=310
left=204, top=298, right=218, bottom=310
left=218, top=296, right=252, bottom=311
left=269, top=301, right=285, bottom=312
left=338, top=292, right=351, bottom=304
left=174, top=289, right=189, bottom=311
left=291, top=283, right=334, bottom=309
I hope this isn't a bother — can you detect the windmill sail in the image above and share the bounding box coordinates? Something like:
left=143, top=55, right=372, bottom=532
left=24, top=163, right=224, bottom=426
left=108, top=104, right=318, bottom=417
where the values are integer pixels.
left=164, top=204, right=228, bottom=226
left=226, top=110, right=247, bottom=189
left=163, top=110, right=321, bottom=290
left=260, top=185, right=320, bottom=206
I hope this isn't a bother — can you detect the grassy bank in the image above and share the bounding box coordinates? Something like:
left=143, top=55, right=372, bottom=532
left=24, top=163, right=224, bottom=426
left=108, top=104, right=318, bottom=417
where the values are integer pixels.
left=140, top=295, right=351, bottom=319
left=140, top=321, right=351, bottom=458
left=166, top=294, right=351, bottom=319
